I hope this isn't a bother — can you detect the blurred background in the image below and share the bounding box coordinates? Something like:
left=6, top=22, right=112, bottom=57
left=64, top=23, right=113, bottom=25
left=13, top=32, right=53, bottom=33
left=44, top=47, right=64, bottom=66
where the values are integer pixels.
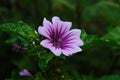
left=0, top=0, right=120, bottom=80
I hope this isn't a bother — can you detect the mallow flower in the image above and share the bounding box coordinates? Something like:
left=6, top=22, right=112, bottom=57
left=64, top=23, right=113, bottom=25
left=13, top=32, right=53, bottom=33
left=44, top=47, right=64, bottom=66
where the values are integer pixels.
left=38, top=16, right=83, bottom=56
left=19, top=69, right=33, bottom=77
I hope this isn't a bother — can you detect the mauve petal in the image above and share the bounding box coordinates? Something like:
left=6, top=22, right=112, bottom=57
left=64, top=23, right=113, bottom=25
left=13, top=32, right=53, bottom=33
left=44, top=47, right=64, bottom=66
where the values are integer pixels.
left=61, top=45, right=82, bottom=56
left=64, top=22, right=72, bottom=30
left=54, top=22, right=71, bottom=40
left=38, top=18, right=54, bottom=39
left=40, top=39, right=51, bottom=48
left=19, top=69, right=32, bottom=77
left=40, top=39, right=62, bottom=56
left=52, top=16, right=60, bottom=25
left=49, top=47, right=62, bottom=56
left=52, top=17, right=72, bottom=40
left=70, top=29, right=81, bottom=37
left=52, top=16, right=71, bottom=30
left=58, top=21, right=72, bottom=35
left=70, top=29, right=83, bottom=46
left=52, top=16, right=61, bottom=37
left=62, top=29, right=83, bottom=46
left=76, top=38, right=84, bottom=46
left=38, top=26, right=50, bottom=39
left=43, top=18, right=52, bottom=28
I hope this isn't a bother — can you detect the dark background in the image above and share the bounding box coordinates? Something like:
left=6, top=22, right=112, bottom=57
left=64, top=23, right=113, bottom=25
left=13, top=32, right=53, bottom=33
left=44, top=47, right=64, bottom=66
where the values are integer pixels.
left=0, top=0, right=120, bottom=80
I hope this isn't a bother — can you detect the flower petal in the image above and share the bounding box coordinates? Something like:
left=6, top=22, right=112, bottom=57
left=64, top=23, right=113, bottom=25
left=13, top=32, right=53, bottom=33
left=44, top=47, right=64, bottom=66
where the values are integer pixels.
left=40, top=39, right=62, bottom=56
left=61, top=45, right=82, bottom=56
left=52, top=16, right=60, bottom=25
left=52, top=16, right=72, bottom=40
left=70, top=29, right=84, bottom=46
left=54, top=22, right=72, bottom=40
left=38, top=18, right=54, bottom=39
left=64, top=22, right=72, bottom=30
left=19, top=69, right=33, bottom=77
left=38, top=26, right=50, bottom=39
left=62, top=29, right=83, bottom=46
left=76, top=38, right=84, bottom=46
left=49, top=47, right=62, bottom=56
left=43, top=18, right=52, bottom=28
left=70, top=29, right=81, bottom=37
left=52, top=16, right=72, bottom=31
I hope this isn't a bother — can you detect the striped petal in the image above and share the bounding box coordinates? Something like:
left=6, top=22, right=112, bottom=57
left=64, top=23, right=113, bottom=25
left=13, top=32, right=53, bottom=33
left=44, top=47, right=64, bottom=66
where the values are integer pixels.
left=38, top=26, right=50, bottom=39
left=52, top=16, right=72, bottom=40
left=69, top=29, right=84, bottom=46
left=40, top=39, right=62, bottom=56
left=61, top=45, right=82, bottom=56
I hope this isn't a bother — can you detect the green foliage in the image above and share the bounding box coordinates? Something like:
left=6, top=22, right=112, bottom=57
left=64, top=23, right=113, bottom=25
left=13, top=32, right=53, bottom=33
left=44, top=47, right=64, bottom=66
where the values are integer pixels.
left=102, top=25, right=120, bottom=45
left=82, top=1, right=120, bottom=25
left=81, top=30, right=98, bottom=45
left=100, top=75, right=120, bottom=80
left=12, top=56, right=34, bottom=70
left=0, top=21, right=37, bottom=42
left=35, top=72, right=45, bottom=80
left=81, top=30, right=99, bottom=50
left=5, top=36, right=28, bottom=46
left=38, top=51, right=54, bottom=72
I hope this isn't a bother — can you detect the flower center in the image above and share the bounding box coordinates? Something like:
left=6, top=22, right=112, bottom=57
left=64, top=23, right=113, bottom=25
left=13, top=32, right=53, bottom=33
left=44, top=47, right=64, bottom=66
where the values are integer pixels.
left=52, top=38, right=62, bottom=48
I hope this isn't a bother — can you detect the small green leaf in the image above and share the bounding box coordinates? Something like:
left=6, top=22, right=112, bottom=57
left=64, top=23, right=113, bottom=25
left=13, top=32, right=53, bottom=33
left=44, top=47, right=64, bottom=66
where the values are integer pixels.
left=102, top=25, right=120, bottom=45
left=0, top=21, right=37, bottom=42
left=38, top=51, right=54, bottom=72
left=5, top=36, right=28, bottom=46
left=5, top=37, right=18, bottom=44
left=81, top=30, right=87, bottom=41
left=81, top=30, right=98, bottom=45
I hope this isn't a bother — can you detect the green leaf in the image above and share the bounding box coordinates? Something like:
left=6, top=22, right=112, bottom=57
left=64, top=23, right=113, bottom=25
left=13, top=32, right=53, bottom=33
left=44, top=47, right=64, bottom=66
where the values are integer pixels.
left=28, top=45, right=55, bottom=72
left=35, top=72, right=45, bottom=80
left=5, top=37, right=18, bottom=44
left=81, top=30, right=98, bottom=45
left=38, top=51, right=54, bottom=72
left=28, top=45, right=44, bottom=56
left=102, top=25, right=120, bottom=45
left=81, top=30, right=87, bottom=41
left=5, top=36, right=28, bottom=46
left=0, top=21, right=37, bottom=42
left=100, top=75, right=120, bottom=80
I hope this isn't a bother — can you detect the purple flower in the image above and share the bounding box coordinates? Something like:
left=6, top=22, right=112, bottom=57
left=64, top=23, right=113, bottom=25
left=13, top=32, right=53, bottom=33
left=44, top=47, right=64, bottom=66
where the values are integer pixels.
left=19, top=69, right=33, bottom=77
left=38, top=16, right=83, bottom=56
